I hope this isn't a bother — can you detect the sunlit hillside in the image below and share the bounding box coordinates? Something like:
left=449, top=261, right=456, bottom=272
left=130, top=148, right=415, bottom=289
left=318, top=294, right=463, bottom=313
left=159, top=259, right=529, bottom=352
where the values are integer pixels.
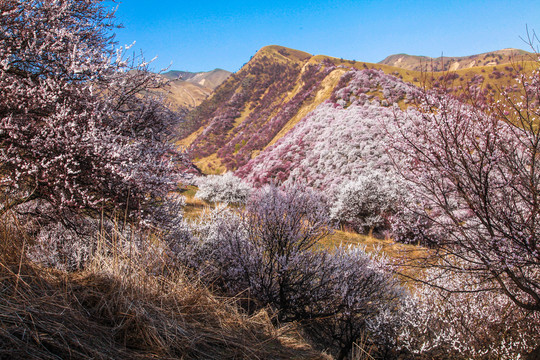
left=178, top=45, right=536, bottom=175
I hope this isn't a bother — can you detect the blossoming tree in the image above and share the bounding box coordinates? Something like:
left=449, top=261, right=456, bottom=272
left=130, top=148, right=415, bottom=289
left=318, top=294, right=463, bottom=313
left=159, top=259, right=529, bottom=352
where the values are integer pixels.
left=391, top=57, right=540, bottom=312
left=0, top=0, right=188, bottom=224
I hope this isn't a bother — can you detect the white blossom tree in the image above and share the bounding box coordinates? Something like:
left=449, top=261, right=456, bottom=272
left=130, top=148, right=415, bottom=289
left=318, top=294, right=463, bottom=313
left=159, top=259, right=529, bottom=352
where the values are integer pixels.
left=330, top=171, right=404, bottom=234
left=195, top=172, right=252, bottom=204
left=236, top=69, right=418, bottom=195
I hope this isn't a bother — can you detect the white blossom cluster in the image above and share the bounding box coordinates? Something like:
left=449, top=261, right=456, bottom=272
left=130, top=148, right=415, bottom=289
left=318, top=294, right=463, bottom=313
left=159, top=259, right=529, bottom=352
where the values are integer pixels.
left=398, top=267, right=540, bottom=359
left=195, top=172, right=253, bottom=204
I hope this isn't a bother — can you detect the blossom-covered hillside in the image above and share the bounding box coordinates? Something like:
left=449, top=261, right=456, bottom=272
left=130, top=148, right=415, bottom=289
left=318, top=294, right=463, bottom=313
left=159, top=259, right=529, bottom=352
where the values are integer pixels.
left=179, top=44, right=530, bottom=176
left=176, top=45, right=418, bottom=174
left=235, top=69, right=420, bottom=194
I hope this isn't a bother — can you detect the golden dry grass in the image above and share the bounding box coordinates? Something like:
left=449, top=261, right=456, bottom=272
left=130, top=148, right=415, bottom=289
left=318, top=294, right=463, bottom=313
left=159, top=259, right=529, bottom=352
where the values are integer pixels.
left=193, top=153, right=227, bottom=175
left=0, top=213, right=328, bottom=360
left=319, top=229, right=430, bottom=285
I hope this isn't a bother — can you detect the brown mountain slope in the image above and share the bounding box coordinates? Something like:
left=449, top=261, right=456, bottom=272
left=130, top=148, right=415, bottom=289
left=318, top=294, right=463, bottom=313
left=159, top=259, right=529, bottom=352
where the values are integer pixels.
left=164, top=80, right=213, bottom=110
left=187, top=69, right=232, bottom=90
left=177, top=45, right=537, bottom=174
left=379, top=48, right=533, bottom=72
left=160, top=69, right=232, bottom=111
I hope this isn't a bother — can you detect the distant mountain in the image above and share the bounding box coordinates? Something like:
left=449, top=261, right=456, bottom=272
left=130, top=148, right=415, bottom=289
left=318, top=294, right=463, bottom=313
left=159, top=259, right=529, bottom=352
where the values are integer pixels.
left=163, top=69, right=231, bottom=90
left=162, top=70, right=199, bottom=81
left=161, top=69, right=232, bottom=110
left=379, top=48, right=532, bottom=72
left=187, top=69, right=232, bottom=90
left=177, top=45, right=536, bottom=177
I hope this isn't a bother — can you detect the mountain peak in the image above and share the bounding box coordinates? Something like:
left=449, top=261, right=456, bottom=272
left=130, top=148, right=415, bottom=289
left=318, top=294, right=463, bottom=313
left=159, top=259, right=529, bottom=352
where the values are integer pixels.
left=255, top=45, right=312, bottom=62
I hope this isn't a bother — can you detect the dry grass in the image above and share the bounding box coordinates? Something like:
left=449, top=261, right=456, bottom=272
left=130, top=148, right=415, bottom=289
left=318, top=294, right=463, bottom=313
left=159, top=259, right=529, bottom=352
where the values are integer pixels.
left=0, top=214, right=328, bottom=360
left=193, top=153, right=227, bottom=175
left=320, top=230, right=424, bottom=258
left=181, top=185, right=215, bottom=221
left=319, top=229, right=430, bottom=286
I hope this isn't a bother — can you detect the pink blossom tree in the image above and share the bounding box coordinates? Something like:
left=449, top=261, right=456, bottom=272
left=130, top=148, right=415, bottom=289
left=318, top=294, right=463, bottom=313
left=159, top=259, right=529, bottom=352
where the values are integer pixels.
left=0, top=0, right=188, bottom=225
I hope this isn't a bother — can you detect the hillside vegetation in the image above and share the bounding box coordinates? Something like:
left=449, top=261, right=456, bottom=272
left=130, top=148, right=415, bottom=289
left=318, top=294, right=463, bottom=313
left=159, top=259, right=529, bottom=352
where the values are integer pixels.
left=178, top=45, right=536, bottom=174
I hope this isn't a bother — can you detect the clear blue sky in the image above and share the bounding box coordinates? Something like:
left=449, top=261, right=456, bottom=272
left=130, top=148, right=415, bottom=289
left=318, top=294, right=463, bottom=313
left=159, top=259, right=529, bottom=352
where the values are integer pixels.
left=109, top=0, right=540, bottom=73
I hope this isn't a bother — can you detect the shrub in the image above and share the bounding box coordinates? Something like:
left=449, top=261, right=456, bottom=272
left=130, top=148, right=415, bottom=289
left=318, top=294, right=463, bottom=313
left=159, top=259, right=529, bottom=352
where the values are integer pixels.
left=330, top=171, right=404, bottom=234
left=195, top=172, right=253, bottom=204
left=302, top=246, right=404, bottom=359
left=28, top=196, right=185, bottom=272
left=398, top=267, right=540, bottom=359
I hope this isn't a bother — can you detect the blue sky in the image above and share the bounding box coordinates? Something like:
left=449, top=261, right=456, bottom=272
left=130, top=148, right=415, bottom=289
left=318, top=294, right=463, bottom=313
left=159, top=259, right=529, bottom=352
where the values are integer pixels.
left=110, top=0, right=540, bottom=73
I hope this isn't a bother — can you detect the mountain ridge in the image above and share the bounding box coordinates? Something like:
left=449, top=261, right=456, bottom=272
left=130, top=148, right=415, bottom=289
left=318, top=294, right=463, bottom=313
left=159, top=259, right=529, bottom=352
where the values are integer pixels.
left=160, top=69, right=232, bottom=110
left=379, top=48, right=533, bottom=71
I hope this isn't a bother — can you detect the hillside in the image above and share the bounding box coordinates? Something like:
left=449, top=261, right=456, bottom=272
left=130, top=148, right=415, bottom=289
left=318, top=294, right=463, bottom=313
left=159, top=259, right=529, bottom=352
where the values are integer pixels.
left=177, top=45, right=536, bottom=174
left=379, top=48, right=532, bottom=72
left=235, top=68, right=418, bottom=193
left=176, top=45, right=409, bottom=173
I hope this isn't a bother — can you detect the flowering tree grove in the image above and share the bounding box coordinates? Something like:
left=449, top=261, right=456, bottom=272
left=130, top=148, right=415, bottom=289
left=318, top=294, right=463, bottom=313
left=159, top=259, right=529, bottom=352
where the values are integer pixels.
left=0, top=0, right=187, bottom=224
left=236, top=69, right=418, bottom=194
left=398, top=266, right=540, bottom=359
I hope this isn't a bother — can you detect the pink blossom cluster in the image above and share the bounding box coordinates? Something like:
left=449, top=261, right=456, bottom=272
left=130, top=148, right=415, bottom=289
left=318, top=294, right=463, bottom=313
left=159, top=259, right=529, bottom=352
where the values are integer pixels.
left=236, top=69, right=419, bottom=195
